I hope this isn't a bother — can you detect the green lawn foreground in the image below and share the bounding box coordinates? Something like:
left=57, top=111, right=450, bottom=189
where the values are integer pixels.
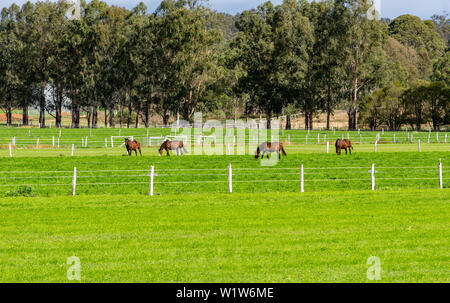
left=0, top=189, right=448, bottom=282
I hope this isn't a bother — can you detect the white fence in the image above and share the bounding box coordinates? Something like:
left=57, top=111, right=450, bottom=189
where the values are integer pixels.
left=0, top=163, right=445, bottom=196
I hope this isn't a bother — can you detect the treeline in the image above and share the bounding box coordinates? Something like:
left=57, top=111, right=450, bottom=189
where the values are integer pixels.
left=0, top=0, right=448, bottom=130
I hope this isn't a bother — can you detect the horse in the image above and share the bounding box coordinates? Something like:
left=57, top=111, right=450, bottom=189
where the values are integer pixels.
left=159, top=140, right=188, bottom=156
left=335, top=139, right=353, bottom=155
left=125, top=138, right=142, bottom=156
left=255, top=142, right=287, bottom=159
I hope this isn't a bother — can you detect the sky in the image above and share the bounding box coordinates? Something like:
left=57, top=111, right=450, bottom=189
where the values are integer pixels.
left=1, top=0, right=449, bottom=19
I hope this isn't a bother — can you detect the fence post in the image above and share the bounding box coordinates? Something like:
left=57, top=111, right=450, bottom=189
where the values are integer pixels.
left=326, top=141, right=329, bottom=154
left=436, top=133, right=439, bottom=143
left=57, top=138, right=60, bottom=149
left=439, top=161, right=443, bottom=189
left=111, top=137, right=114, bottom=148
left=317, top=134, right=320, bottom=144
left=324, top=134, right=327, bottom=143
left=85, top=136, right=88, bottom=148
left=371, top=163, right=375, bottom=191
left=418, top=139, right=421, bottom=152
left=305, top=135, right=308, bottom=145
left=374, top=140, right=378, bottom=153
left=52, top=136, right=55, bottom=147
left=81, top=138, right=84, bottom=148
left=445, top=133, right=447, bottom=143
left=288, top=134, right=290, bottom=144
left=393, top=134, right=396, bottom=143
left=9, top=143, right=12, bottom=157
left=411, top=134, right=414, bottom=143
left=105, top=138, right=108, bottom=148
left=72, top=167, right=77, bottom=196
left=12, top=136, right=15, bottom=146
left=228, top=163, right=233, bottom=193
left=149, top=166, right=154, bottom=196
left=59, top=128, right=61, bottom=137
left=36, top=138, right=39, bottom=148
left=300, top=164, right=304, bottom=193
left=71, top=144, right=74, bottom=156
left=359, top=134, right=362, bottom=145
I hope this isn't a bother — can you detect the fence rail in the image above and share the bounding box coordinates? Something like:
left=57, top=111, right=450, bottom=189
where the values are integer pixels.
left=0, top=163, right=445, bottom=196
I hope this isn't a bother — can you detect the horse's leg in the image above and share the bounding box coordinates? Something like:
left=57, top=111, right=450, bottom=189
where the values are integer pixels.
left=135, top=149, right=138, bottom=156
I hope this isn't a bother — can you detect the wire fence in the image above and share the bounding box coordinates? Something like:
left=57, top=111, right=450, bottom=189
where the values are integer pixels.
left=0, top=163, right=446, bottom=196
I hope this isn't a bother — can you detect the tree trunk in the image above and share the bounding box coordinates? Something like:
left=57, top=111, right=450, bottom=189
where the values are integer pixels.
left=266, top=111, right=271, bottom=129
left=22, top=104, right=29, bottom=126
left=285, top=115, right=291, bottom=130
left=135, top=106, right=140, bottom=128
left=304, top=112, right=309, bottom=130
left=109, top=107, right=115, bottom=128
left=144, top=102, right=150, bottom=128
left=55, top=86, right=63, bottom=128
left=71, top=92, right=80, bottom=128
left=39, top=81, right=46, bottom=128
left=92, top=106, right=98, bottom=128
left=326, top=86, right=332, bottom=130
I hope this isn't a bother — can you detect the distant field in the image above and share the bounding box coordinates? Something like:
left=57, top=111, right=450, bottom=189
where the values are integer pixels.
left=0, top=190, right=448, bottom=282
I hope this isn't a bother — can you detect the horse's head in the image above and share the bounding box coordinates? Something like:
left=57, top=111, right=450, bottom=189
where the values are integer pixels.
left=335, top=139, right=341, bottom=155
left=159, top=141, right=166, bottom=156
left=255, top=147, right=260, bottom=159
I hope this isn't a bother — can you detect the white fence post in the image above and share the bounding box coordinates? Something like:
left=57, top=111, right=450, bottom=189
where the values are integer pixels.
left=305, top=135, right=308, bottom=145
left=228, top=163, right=233, bottom=193
left=436, top=133, right=439, bottom=143
left=81, top=138, right=84, bottom=148
left=111, top=137, right=114, bottom=148
left=59, top=128, right=61, bottom=137
left=300, top=164, right=304, bottom=193
left=12, top=136, right=15, bottom=146
left=371, top=163, right=375, bottom=191
left=418, top=139, right=421, bottom=152
left=439, top=161, right=443, bottom=190
left=72, top=167, right=77, bottom=196
left=105, top=138, right=108, bottom=148
left=374, top=140, right=378, bottom=153
left=71, top=144, right=74, bottom=156
left=445, top=134, right=447, bottom=143
left=393, top=134, right=396, bottom=143
left=149, top=166, right=154, bottom=196
left=52, top=136, right=55, bottom=147
left=288, top=134, right=290, bottom=144
left=317, top=134, right=320, bottom=144
left=57, top=138, right=60, bottom=149
left=36, top=138, right=39, bottom=148
left=85, top=136, right=88, bottom=148
left=9, top=143, right=12, bottom=157
left=359, top=134, right=362, bottom=145
left=326, top=141, right=329, bottom=154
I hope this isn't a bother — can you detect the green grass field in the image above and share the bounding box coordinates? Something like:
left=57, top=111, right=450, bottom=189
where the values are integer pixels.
left=0, top=127, right=448, bottom=282
left=0, top=190, right=448, bottom=282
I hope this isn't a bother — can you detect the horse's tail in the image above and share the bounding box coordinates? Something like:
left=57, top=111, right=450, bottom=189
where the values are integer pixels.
left=159, top=141, right=166, bottom=152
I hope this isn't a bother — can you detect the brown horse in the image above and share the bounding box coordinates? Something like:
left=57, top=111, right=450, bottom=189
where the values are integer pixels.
left=159, top=140, right=188, bottom=156
left=125, top=138, right=142, bottom=156
left=335, top=139, right=353, bottom=155
left=255, top=142, right=287, bottom=159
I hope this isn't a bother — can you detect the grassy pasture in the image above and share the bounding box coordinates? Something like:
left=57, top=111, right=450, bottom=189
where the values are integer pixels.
left=0, top=190, right=448, bottom=282
left=0, top=127, right=448, bottom=282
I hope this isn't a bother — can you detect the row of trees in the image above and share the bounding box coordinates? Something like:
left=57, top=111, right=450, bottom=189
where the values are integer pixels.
left=0, top=0, right=448, bottom=130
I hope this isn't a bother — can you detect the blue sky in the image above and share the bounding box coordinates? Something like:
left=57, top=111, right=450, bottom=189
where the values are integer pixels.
left=1, top=0, right=449, bottom=19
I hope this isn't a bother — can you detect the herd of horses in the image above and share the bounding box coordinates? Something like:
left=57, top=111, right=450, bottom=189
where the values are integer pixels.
left=124, top=138, right=354, bottom=158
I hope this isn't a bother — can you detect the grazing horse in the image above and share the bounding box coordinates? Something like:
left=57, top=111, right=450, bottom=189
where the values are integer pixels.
left=255, top=142, right=287, bottom=159
left=159, top=140, right=188, bottom=156
left=335, top=139, right=353, bottom=155
left=125, top=138, right=142, bottom=156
